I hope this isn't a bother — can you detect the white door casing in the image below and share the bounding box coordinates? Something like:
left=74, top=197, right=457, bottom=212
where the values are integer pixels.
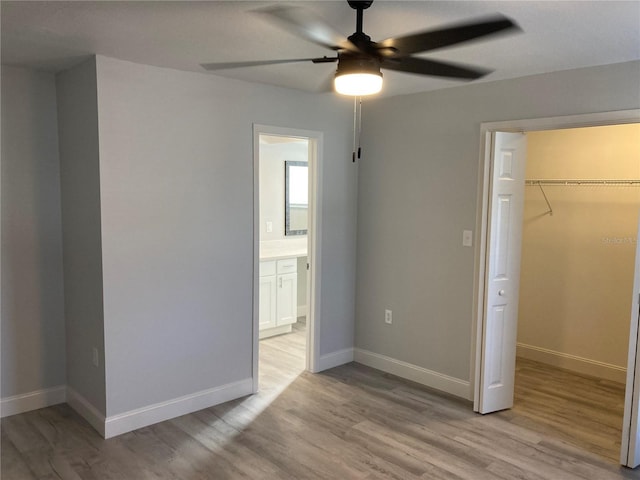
left=253, top=124, right=323, bottom=392
left=621, top=212, right=640, bottom=468
left=473, top=111, right=640, bottom=465
left=478, top=132, right=527, bottom=414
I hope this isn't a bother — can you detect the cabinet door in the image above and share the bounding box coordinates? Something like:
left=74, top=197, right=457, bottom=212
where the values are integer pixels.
left=259, top=275, right=277, bottom=330
left=277, top=272, right=297, bottom=326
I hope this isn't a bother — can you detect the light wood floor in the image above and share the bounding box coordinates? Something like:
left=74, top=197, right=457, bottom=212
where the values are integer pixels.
left=259, top=317, right=307, bottom=393
left=510, top=357, right=627, bottom=464
left=3, top=323, right=639, bottom=479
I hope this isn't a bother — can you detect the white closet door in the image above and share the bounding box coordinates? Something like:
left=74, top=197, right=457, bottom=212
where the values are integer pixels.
left=478, top=132, right=527, bottom=414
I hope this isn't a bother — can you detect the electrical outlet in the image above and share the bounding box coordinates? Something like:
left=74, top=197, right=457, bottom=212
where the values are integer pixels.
left=266, top=221, right=273, bottom=233
left=92, top=347, right=99, bottom=367
left=385, top=309, right=393, bottom=324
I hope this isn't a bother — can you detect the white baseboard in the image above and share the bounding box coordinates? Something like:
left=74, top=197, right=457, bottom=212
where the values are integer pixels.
left=6, top=379, right=254, bottom=439
left=297, top=305, right=307, bottom=318
left=1, top=385, right=66, bottom=418
left=317, top=348, right=354, bottom=371
left=516, top=343, right=627, bottom=383
left=354, top=348, right=471, bottom=400
left=259, top=324, right=292, bottom=339
left=103, top=378, right=253, bottom=439
left=66, top=387, right=106, bottom=437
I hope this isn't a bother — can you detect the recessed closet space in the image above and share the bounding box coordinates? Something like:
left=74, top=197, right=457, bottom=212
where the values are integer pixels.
left=515, top=123, right=640, bottom=461
left=258, top=134, right=309, bottom=390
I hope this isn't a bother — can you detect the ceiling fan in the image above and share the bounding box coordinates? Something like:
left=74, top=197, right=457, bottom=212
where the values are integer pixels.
left=201, top=0, right=521, bottom=96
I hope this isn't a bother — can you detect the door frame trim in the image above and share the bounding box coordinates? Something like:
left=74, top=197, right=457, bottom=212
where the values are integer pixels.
left=252, top=124, right=323, bottom=393
left=471, top=109, right=640, bottom=463
left=623, top=214, right=640, bottom=466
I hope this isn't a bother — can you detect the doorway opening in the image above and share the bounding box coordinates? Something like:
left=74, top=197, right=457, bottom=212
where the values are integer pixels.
left=517, top=125, right=639, bottom=463
left=472, top=110, right=640, bottom=467
left=252, top=125, right=323, bottom=394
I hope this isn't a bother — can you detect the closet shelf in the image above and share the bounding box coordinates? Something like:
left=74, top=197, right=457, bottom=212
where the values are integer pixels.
left=525, top=179, right=640, bottom=186
left=525, top=179, right=640, bottom=217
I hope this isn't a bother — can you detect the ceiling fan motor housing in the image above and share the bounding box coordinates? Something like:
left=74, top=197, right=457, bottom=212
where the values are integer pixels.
left=347, top=1, right=374, bottom=10
left=335, top=54, right=382, bottom=78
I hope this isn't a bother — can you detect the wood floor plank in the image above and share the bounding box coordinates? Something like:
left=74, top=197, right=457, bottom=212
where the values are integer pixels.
left=1, top=428, right=38, bottom=480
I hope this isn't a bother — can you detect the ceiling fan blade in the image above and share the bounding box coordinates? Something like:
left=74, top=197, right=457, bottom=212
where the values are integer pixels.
left=255, top=5, right=361, bottom=53
left=381, top=56, right=491, bottom=80
left=378, top=15, right=520, bottom=56
left=201, top=57, right=337, bottom=71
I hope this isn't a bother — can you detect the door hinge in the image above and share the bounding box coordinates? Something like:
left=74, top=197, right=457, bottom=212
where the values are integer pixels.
left=307, top=263, right=310, bottom=271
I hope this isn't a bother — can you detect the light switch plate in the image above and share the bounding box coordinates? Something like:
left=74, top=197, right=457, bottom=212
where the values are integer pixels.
left=463, top=230, right=473, bottom=247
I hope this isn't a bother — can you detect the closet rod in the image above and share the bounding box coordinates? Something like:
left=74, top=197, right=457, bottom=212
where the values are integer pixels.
left=525, top=179, right=640, bottom=186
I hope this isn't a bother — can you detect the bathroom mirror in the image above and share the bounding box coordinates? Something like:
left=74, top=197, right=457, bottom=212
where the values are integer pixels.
left=285, top=161, right=308, bottom=236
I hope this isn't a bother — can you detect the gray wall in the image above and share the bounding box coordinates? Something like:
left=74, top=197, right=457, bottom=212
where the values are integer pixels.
left=94, top=56, right=355, bottom=416
left=56, top=58, right=106, bottom=413
left=1, top=66, right=66, bottom=398
left=355, top=61, right=640, bottom=382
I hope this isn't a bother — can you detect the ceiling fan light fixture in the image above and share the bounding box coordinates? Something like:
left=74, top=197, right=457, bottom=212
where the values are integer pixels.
left=334, top=56, right=382, bottom=96
left=334, top=71, right=383, bottom=96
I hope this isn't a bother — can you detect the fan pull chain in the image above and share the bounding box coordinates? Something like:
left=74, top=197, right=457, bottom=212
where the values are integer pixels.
left=352, top=96, right=358, bottom=162
left=357, top=97, right=362, bottom=160
left=352, top=96, right=363, bottom=162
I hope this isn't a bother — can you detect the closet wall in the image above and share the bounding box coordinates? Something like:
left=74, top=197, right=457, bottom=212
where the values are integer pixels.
left=517, top=124, right=640, bottom=382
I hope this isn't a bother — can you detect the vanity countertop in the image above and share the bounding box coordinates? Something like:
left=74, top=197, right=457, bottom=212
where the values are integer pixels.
left=260, top=238, right=308, bottom=261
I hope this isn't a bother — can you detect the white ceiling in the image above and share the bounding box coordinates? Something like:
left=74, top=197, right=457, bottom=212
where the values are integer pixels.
left=2, top=1, right=639, bottom=98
